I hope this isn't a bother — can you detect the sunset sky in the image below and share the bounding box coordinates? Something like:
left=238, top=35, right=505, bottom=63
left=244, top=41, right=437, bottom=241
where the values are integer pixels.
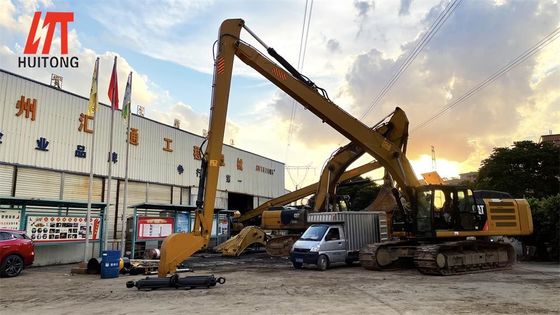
left=1, top=0, right=558, bottom=190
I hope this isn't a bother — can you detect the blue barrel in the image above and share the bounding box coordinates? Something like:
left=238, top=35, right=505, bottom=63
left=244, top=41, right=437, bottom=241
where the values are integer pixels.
left=100, top=250, right=120, bottom=279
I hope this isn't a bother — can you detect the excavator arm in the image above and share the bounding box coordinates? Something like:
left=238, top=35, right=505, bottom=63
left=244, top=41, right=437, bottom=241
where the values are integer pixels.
left=158, top=18, right=418, bottom=277
left=313, top=109, right=410, bottom=212
left=238, top=161, right=380, bottom=224
left=231, top=22, right=419, bottom=191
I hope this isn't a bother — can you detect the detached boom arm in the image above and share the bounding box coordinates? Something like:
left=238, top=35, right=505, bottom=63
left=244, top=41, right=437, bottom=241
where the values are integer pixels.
left=238, top=161, right=381, bottom=223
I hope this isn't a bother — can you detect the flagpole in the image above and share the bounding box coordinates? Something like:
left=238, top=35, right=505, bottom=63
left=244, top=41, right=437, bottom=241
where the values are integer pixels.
left=104, top=56, right=117, bottom=251
left=120, top=72, right=132, bottom=255
left=84, top=57, right=99, bottom=261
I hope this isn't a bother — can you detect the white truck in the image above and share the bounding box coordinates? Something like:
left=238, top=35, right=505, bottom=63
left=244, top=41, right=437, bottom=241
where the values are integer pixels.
left=289, top=212, right=384, bottom=270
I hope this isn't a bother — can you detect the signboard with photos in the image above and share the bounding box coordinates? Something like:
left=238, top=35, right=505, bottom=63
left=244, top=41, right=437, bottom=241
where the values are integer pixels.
left=137, top=217, right=174, bottom=240
left=26, top=216, right=100, bottom=242
left=0, top=209, right=21, bottom=230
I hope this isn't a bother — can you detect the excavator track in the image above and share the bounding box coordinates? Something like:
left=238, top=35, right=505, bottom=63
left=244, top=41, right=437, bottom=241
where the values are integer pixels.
left=414, top=240, right=516, bottom=276
left=360, top=240, right=417, bottom=270
left=265, top=235, right=301, bottom=257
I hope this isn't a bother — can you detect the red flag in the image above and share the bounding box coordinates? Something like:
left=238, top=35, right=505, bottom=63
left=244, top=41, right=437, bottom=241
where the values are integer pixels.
left=108, top=56, right=119, bottom=110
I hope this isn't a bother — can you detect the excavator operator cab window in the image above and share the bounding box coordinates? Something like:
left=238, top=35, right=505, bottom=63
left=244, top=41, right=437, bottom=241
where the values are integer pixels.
left=416, top=190, right=433, bottom=236
left=458, top=189, right=482, bottom=231
left=432, top=189, right=457, bottom=230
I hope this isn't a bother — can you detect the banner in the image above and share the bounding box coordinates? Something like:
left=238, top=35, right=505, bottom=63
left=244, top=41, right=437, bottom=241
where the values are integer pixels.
left=137, top=217, right=174, bottom=240
left=0, top=210, right=21, bottom=229
left=26, top=216, right=100, bottom=242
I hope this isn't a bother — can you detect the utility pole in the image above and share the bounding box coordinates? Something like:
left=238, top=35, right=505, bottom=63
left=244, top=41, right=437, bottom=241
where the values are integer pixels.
left=431, top=145, right=437, bottom=171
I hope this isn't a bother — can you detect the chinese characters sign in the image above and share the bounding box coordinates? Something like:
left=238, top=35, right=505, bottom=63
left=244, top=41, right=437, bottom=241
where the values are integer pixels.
left=137, top=217, right=174, bottom=240
left=163, top=138, right=173, bottom=152
left=193, top=145, right=202, bottom=160
left=16, top=95, right=37, bottom=121
left=129, top=128, right=139, bottom=145
left=36, top=137, right=49, bottom=151
left=236, top=158, right=243, bottom=171
left=256, top=165, right=275, bottom=175
left=26, top=216, right=100, bottom=242
left=78, top=113, right=93, bottom=133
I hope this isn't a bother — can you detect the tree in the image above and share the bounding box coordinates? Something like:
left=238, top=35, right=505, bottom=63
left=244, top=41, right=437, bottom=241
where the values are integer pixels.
left=524, top=195, right=560, bottom=261
left=476, top=141, right=560, bottom=198
left=336, top=177, right=380, bottom=211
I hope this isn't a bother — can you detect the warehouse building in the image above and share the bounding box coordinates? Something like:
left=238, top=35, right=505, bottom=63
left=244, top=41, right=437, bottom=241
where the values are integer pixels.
left=0, top=69, right=285, bottom=265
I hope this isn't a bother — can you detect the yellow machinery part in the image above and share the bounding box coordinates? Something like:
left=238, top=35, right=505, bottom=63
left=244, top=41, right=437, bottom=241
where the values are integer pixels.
left=261, top=209, right=307, bottom=230
left=158, top=232, right=206, bottom=277
left=266, top=235, right=301, bottom=257
left=214, top=226, right=268, bottom=256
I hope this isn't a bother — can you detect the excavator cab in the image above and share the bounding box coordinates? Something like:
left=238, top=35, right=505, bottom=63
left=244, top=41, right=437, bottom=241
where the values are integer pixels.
left=394, top=185, right=486, bottom=239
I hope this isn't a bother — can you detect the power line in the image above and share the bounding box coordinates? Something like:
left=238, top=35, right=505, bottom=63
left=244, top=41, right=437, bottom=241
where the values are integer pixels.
left=412, top=26, right=560, bottom=132
left=360, top=0, right=463, bottom=120
left=285, top=0, right=314, bottom=163
left=286, top=165, right=315, bottom=190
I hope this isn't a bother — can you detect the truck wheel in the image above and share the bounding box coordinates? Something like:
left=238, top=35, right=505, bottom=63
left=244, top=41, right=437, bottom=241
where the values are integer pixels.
left=292, top=262, right=303, bottom=269
left=317, top=255, right=328, bottom=271
left=345, top=258, right=354, bottom=266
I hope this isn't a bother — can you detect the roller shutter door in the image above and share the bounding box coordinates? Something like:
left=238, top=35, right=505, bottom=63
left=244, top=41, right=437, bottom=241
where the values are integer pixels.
left=16, top=168, right=61, bottom=199
left=181, top=187, right=191, bottom=205
left=113, top=181, right=147, bottom=241
left=63, top=173, right=103, bottom=202
left=172, top=186, right=181, bottom=205
left=0, top=165, right=14, bottom=196
left=118, top=181, right=147, bottom=214
left=147, top=184, right=171, bottom=204
left=215, top=191, right=228, bottom=209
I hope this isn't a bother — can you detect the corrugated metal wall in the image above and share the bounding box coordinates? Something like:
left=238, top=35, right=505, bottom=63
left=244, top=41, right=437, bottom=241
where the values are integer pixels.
left=0, top=70, right=285, bottom=198
left=0, top=164, right=14, bottom=196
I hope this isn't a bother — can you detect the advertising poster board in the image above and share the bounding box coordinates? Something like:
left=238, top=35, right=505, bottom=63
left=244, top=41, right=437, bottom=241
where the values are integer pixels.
left=0, top=209, right=21, bottom=229
left=26, top=216, right=100, bottom=242
left=137, top=217, right=174, bottom=240
left=175, top=212, right=190, bottom=233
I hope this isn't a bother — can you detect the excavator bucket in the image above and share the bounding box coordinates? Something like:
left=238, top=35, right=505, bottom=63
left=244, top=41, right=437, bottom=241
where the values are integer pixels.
left=214, top=226, right=268, bottom=256
left=365, top=178, right=398, bottom=239
left=158, top=232, right=206, bottom=278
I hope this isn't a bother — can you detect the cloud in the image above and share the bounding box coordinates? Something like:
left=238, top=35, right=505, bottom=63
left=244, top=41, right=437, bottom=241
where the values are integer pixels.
left=341, top=0, right=560, bottom=171
left=326, top=38, right=341, bottom=53
left=399, top=0, right=413, bottom=16
left=0, top=0, right=165, bottom=125
left=354, top=0, right=375, bottom=17
left=2, top=0, right=558, bottom=192
left=354, top=0, right=376, bottom=38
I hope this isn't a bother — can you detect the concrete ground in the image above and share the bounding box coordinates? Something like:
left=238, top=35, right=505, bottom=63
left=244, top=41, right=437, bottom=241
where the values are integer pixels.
left=1, top=253, right=559, bottom=315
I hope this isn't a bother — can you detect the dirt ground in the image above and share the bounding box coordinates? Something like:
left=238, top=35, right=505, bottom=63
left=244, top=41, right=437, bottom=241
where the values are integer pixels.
left=1, top=253, right=559, bottom=315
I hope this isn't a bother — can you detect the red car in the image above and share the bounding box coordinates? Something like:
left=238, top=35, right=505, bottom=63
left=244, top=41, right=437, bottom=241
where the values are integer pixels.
left=0, top=229, right=35, bottom=277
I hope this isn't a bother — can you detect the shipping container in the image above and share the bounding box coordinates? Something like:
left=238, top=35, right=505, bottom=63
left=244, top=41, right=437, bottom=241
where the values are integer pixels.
left=307, top=211, right=381, bottom=252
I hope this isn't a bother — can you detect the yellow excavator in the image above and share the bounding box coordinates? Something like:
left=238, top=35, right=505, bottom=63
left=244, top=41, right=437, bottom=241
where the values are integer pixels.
left=157, top=19, right=532, bottom=277
left=216, top=108, right=407, bottom=257
left=214, top=160, right=380, bottom=257
left=257, top=108, right=408, bottom=256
